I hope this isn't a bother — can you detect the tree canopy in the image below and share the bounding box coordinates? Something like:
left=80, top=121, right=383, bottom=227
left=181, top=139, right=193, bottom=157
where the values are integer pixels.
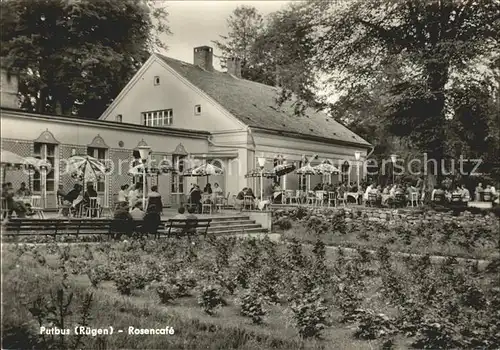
left=0, top=0, right=171, bottom=117
left=237, top=0, right=500, bottom=178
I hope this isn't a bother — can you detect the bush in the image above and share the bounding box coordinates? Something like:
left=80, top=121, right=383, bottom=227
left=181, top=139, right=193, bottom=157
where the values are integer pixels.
left=290, top=287, right=328, bottom=338
left=276, top=217, right=293, bottom=230
left=197, top=284, right=225, bottom=316
left=239, top=288, right=266, bottom=324
left=155, top=281, right=180, bottom=304
left=112, top=266, right=147, bottom=295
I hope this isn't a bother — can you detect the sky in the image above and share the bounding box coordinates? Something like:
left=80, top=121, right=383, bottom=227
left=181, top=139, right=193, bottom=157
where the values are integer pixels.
left=158, top=1, right=290, bottom=70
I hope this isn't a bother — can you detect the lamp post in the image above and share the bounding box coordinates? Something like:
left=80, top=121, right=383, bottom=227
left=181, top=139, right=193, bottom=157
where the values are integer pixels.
left=354, top=151, right=361, bottom=189
left=390, top=154, right=397, bottom=184
left=137, top=145, right=151, bottom=209
left=257, top=157, right=266, bottom=201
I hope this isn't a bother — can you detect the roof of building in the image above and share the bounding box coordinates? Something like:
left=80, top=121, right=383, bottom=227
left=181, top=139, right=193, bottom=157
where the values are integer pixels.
left=155, top=54, right=371, bottom=148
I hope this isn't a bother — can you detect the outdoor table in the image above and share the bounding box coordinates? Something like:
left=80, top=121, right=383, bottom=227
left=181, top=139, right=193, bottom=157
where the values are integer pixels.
left=346, top=192, right=362, bottom=204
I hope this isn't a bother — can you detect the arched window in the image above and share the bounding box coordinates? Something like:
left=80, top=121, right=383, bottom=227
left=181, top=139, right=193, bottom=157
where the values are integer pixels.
left=115, top=114, right=122, bottom=122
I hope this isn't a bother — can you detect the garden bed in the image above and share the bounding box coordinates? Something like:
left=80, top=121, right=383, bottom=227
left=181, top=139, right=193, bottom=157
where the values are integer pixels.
left=3, top=236, right=499, bottom=349
left=273, top=207, right=500, bottom=260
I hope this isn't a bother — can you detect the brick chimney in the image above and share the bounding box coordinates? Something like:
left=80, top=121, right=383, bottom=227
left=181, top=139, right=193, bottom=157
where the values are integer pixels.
left=0, top=63, right=19, bottom=109
left=193, top=46, right=213, bottom=72
left=226, top=57, right=242, bottom=78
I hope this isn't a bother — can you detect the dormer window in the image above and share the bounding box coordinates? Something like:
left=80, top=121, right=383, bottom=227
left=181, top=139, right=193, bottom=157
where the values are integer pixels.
left=194, top=105, right=201, bottom=115
left=115, top=114, right=122, bottom=122
left=154, top=76, right=160, bottom=85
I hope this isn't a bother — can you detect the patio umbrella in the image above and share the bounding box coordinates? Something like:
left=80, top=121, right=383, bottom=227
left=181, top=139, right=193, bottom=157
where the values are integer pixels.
left=67, top=155, right=107, bottom=188
left=244, top=168, right=275, bottom=178
left=296, top=163, right=317, bottom=191
left=183, top=162, right=224, bottom=184
left=313, top=160, right=339, bottom=183
left=1, top=149, right=25, bottom=168
left=273, top=163, right=296, bottom=177
left=1, top=150, right=25, bottom=184
left=313, top=160, right=339, bottom=174
left=128, top=162, right=176, bottom=176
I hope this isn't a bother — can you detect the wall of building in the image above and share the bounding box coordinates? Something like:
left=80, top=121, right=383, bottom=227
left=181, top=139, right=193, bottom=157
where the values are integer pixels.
left=100, top=58, right=243, bottom=132
left=0, top=68, right=19, bottom=109
left=1, top=110, right=209, bottom=209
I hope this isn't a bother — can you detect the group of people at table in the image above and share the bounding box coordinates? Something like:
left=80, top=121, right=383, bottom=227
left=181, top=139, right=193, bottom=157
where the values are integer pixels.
left=229, top=178, right=499, bottom=210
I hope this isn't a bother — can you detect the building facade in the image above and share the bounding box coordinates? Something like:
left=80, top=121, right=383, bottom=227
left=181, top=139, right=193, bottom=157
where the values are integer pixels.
left=1, top=46, right=371, bottom=209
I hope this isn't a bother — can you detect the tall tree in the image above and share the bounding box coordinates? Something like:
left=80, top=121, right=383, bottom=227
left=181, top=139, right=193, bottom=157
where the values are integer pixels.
left=272, top=0, right=500, bottom=179
left=212, top=5, right=269, bottom=83
left=0, top=0, right=171, bottom=117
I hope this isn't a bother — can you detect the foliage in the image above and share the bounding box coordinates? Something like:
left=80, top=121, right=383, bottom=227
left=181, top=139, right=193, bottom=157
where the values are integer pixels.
left=239, top=287, right=267, bottom=324
left=211, top=5, right=273, bottom=84
left=28, top=286, right=93, bottom=350
left=197, top=284, right=225, bottom=316
left=290, top=286, right=329, bottom=339
left=0, top=0, right=171, bottom=117
left=112, top=265, right=148, bottom=295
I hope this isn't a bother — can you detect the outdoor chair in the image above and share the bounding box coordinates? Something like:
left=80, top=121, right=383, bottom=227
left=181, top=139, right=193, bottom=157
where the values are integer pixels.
left=409, top=192, right=419, bottom=207
left=327, top=191, right=336, bottom=207
left=285, top=190, right=295, bottom=204
left=337, top=192, right=347, bottom=206
left=215, top=195, right=224, bottom=213
left=289, top=190, right=300, bottom=204
left=243, top=195, right=255, bottom=210
left=367, top=193, right=378, bottom=207
left=315, top=191, right=325, bottom=206
left=201, top=194, right=212, bottom=214
left=223, top=192, right=230, bottom=207
left=280, top=190, right=287, bottom=204
left=306, top=191, right=316, bottom=206
left=84, top=197, right=100, bottom=218
left=30, top=195, right=45, bottom=219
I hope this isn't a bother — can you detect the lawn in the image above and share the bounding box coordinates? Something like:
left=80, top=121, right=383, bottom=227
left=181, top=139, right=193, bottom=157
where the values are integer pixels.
left=2, top=235, right=499, bottom=349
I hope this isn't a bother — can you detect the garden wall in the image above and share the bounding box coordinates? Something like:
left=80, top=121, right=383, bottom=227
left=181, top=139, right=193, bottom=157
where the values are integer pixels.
left=272, top=206, right=498, bottom=230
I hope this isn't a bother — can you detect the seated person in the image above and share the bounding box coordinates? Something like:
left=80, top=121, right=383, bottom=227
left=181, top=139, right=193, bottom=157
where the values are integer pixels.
left=64, top=184, right=83, bottom=215
left=83, top=183, right=98, bottom=217
left=212, top=182, right=223, bottom=199
left=203, top=183, right=213, bottom=195
left=431, top=186, right=445, bottom=203
left=363, top=183, right=374, bottom=202
left=130, top=202, right=145, bottom=221
left=15, top=182, right=31, bottom=197
left=112, top=202, right=133, bottom=239
left=450, top=185, right=463, bottom=204
left=142, top=204, right=161, bottom=235
left=235, top=188, right=247, bottom=211
left=185, top=207, right=199, bottom=236
left=245, top=188, right=256, bottom=205
left=189, top=185, right=202, bottom=213
left=2, top=183, right=30, bottom=218
left=117, top=184, right=129, bottom=205
left=168, top=206, right=187, bottom=236
left=483, top=185, right=493, bottom=202
left=475, top=182, right=483, bottom=201
left=147, top=185, right=163, bottom=214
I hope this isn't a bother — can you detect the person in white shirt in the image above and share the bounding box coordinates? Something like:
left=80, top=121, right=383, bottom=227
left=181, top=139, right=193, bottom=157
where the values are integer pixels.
left=212, top=182, right=224, bottom=201
left=389, top=185, right=397, bottom=198
left=129, top=202, right=145, bottom=221
left=117, top=184, right=129, bottom=204
left=461, top=184, right=470, bottom=202
left=363, top=184, right=373, bottom=202
left=128, top=183, right=142, bottom=208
